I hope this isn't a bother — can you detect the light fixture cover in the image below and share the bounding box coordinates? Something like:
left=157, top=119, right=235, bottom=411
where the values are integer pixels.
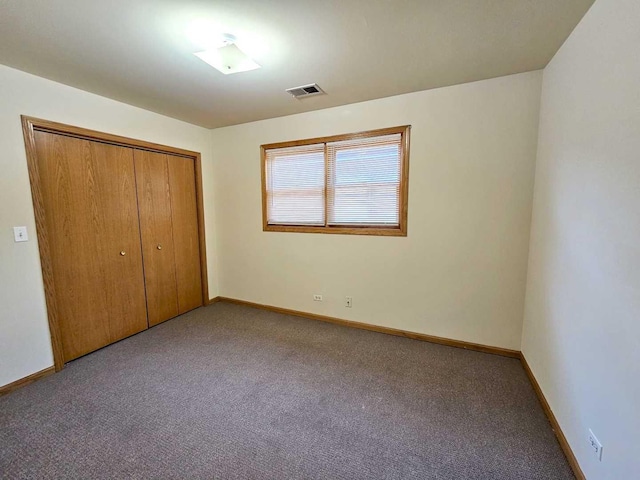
left=195, top=43, right=260, bottom=75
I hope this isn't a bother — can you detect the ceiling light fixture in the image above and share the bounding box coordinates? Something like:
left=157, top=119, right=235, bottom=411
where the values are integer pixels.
left=193, top=33, right=261, bottom=75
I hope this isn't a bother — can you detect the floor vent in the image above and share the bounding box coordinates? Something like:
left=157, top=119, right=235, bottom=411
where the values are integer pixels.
left=286, top=83, right=325, bottom=98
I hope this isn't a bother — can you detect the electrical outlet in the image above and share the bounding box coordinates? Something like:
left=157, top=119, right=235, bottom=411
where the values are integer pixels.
left=345, top=296, right=353, bottom=308
left=588, top=429, right=603, bottom=461
left=313, top=294, right=323, bottom=301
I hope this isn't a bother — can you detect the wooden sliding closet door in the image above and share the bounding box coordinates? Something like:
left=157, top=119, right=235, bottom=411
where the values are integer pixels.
left=168, top=155, right=203, bottom=313
left=133, top=150, right=179, bottom=326
left=34, top=131, right=148, bottom=362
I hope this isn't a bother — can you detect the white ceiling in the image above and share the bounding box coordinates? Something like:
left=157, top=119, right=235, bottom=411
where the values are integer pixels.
left=0, top=0, right=594, bottom=129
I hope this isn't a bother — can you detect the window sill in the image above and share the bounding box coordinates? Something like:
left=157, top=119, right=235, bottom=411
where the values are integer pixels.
left=263, top=224, right=407, bottom=236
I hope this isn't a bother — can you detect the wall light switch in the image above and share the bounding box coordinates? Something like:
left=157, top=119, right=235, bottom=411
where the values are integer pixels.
left=13, top=226, right=28, bottom=242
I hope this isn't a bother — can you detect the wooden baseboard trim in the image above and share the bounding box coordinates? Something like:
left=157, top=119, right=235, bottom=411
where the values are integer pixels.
left=213, top=296, right=520, bottom=358
left=208, top=296, right=221, bottom=305
left=520, top=354, right=585, bottom=480
left=0, top=366, right=55, bottom=396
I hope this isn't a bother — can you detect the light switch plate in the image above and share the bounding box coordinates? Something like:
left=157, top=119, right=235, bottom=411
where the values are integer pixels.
left=13, top=226, right=28, bottom=242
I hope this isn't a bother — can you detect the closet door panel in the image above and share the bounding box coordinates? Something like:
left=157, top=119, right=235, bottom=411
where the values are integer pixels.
left=91, top=141, right=149, bottom=343
left=168, top=155, right=203, bottom=314
left=34, top=131, right=147, bottom=362
left=134, top=150, right=179, bottom=326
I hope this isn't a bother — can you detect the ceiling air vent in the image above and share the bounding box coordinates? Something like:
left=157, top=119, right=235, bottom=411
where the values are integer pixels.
left=286, top=83, right=326, bottom=99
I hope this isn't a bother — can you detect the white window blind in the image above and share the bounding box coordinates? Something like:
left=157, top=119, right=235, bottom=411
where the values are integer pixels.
left=327, top=134, right=402, bottom=226
left=265, top=143, right=325, bottom=225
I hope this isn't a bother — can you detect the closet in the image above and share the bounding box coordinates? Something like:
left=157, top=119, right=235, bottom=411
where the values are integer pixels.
left=24, top=117, right=206, bottom=368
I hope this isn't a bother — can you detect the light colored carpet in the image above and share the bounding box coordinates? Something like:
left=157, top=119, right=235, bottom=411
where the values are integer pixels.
left=1, top=302, right=574, bottom=479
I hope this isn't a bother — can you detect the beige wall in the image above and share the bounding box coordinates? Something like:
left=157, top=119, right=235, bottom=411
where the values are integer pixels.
left=522, top=0, right=640, bottom=478
left=211, top=71, right=542, bottom=350
left=0, top=65, right=218, bottom=388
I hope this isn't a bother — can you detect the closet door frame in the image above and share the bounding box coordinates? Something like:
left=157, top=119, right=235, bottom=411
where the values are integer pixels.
left=21, top=116, right=209, bottom=372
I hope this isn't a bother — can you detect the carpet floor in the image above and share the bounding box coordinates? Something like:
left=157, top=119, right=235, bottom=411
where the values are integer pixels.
left=1, top=302, right=574, bottom=479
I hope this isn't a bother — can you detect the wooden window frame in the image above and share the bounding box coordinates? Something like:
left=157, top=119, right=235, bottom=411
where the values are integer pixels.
left=21, top=116, right=210, bottom=372
left=260, top=125, right=410, bottom=236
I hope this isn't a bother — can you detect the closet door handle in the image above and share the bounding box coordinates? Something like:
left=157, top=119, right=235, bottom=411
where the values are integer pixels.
left=120, top=251, right=126, bottom=256
left=157, top=244, right=162, bottom=250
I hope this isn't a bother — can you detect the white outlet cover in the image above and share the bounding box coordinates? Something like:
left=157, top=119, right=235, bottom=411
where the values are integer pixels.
left=588, top=429, right=603, bottom=461
left=13, top=226, right=28, bottom=242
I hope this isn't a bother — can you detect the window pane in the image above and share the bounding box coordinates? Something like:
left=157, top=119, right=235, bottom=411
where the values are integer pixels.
left=265, top=144, right=325, bottom=225
left=327, top=134, right=402, bottom=226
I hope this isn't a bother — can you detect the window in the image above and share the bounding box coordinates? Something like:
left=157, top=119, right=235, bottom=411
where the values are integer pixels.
left=261, top=125, right=410, bottom=236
